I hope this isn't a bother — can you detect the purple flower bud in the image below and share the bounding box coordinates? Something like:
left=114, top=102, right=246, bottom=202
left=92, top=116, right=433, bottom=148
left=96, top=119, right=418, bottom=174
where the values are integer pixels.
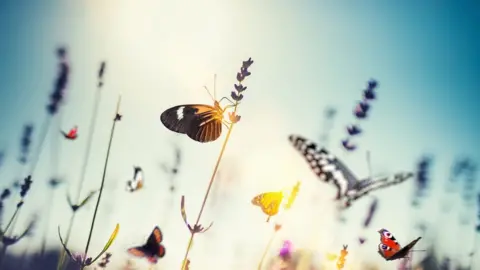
left=342, top=139, right=356, bottom=151
left=279, top=240, right=292, bottom=258
left=346, top=125, right=362, bottom=136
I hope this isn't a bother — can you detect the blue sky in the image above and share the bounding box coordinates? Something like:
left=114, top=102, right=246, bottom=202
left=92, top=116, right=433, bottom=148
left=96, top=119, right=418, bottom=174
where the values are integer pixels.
left=0, top=1, right=479, bottom=269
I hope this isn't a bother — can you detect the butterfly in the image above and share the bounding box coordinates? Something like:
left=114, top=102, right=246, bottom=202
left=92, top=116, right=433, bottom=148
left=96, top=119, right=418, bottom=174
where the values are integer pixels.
left=377, top=228, right=421, bottom=261
left=126, top=166, right=144, bottom=192
left=61, top=126, right=78, bottom=140
left=289, top=135, right=413, bottom=207
left=127, top=226, right=166, bottom=264
left=251, top=191, right=284, bottom=222
left=160, top=79, right=236, bottom=143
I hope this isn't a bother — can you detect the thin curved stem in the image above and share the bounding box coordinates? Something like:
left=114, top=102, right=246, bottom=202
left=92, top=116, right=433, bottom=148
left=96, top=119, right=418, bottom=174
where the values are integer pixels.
left=258, top=231, right=278, bottom=270
left=180, top=105, right=238, bottom=270
left=81, top=96, right=121, bottom=270
left=75, top=86, right=103, bottom=203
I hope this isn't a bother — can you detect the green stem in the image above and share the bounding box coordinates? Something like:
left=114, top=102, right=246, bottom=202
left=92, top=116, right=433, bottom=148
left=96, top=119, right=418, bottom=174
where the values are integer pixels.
left=257, top=231, right=278, bottom=270
left=40, top=188, right=56, bottom=257
left=58, top=83, right=102, bottom=270
left=180, top=104, right=238, bottom=270
left=81, top=96, right=121, bottom=270
left=75, top=86, right=103, bottom=204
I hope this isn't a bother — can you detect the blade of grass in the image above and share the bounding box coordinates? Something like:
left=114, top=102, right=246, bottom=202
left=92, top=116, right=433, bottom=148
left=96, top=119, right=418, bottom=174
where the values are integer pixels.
left=81, top=95, right=122, bottom=270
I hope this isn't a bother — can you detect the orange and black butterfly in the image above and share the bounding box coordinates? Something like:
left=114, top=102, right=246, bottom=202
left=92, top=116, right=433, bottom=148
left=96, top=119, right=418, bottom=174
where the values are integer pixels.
left=377, top=228, right=421, bottom=261
left=127, top=226, right=166, bottom=264
left=160, top=77, right=235, bottom=143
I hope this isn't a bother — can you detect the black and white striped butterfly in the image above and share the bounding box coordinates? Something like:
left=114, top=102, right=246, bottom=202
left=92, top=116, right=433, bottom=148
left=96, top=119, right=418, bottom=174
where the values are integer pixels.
left=289, top=135, right=413, bottom=207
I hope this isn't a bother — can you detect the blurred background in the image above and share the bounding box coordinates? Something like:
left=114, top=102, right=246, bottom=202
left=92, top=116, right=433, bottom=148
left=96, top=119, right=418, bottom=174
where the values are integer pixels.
left=0, top=0, right=479, bottom=269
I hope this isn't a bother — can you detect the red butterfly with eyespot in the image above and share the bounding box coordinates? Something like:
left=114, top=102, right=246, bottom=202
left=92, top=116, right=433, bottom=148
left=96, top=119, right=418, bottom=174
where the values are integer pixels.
left=127, top=226, right=166, bottom=264
left=377, top=228, right=421, bottom=261
left=61, top=126, right=78, bottom=140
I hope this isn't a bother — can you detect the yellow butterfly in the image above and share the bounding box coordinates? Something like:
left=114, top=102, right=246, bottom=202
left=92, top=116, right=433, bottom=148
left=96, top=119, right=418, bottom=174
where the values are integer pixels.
left=251, top=191, right=284, bottom=222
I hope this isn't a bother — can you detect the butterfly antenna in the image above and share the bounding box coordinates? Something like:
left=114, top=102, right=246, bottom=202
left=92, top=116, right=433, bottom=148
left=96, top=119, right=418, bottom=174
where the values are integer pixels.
left=203, top=86, right=215, bottom=102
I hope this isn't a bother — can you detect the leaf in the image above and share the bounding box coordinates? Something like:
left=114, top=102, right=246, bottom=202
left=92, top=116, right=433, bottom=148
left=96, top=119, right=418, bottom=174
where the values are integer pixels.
left=66, top=193, right=74, bottom=209
left=89, top=223, right=120, bottom=265
left=79, top=190, right=98, bottom=208
left=67, top=190, right=97, bottom=212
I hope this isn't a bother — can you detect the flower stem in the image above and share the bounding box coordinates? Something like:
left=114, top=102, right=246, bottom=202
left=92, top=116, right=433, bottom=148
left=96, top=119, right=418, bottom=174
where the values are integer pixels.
left=258, top=231, right=278, bottom=270
left=180, top=106, right=238, bottom=270
left=81, top=96, right=121, bottom=270
left=57, top=80, right=103, bottom=270
left=40, top=188, right=56, bottom=257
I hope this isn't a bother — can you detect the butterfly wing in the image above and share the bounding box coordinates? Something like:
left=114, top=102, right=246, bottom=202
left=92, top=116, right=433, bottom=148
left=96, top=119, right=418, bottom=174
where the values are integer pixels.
left=378, top=243, right=396, bottom=260
left=378, top=228, right=401, bottom=250
left=251, top=193, right=264, bottom=207
left=252, top=192, right=283, bottom=216
left=160, top=104, right=222, bottom=143
left=185, top=106, right=222, bottom=143
left=146, top=226, right=166, bottom=258
left=265, top=197, right=281, bottom=216
left=127, top=246, right=147, bottom=258
left=289, top=135, right=359, bottom=199
left=129, top=246, right=158, bottom=264
left=346, top=172, right=414, bottom=204
left=126, top=180, right=134, bottom=192
left=388, top=237, right=421, bottom=261
left=67, top=127, right=77, bottom=137
left=133, top=167, right=143, bottom=184
left=161, top=104, right=202, bottom=134
left=147, top=226, right=163, bottom=245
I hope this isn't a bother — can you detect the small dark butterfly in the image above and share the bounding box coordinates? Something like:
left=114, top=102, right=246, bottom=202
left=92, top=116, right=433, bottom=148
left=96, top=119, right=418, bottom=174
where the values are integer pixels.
left=127, top=226, right=166, bottom=264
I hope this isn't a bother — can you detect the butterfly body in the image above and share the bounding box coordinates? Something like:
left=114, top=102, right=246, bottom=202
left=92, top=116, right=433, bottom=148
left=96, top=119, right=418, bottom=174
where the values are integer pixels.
left=251, top=191, right=284, bottom=222
left=377, top=228, right=421, bottom=261
left=160, top=101, right=225, bottom=143
left=128, top=226, right=165, bottom=264
left=62, top=126, right=78, bottom=140
left=289, top=135, right=413, bottom=207
left=126, top=166, right=144, bottom=192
